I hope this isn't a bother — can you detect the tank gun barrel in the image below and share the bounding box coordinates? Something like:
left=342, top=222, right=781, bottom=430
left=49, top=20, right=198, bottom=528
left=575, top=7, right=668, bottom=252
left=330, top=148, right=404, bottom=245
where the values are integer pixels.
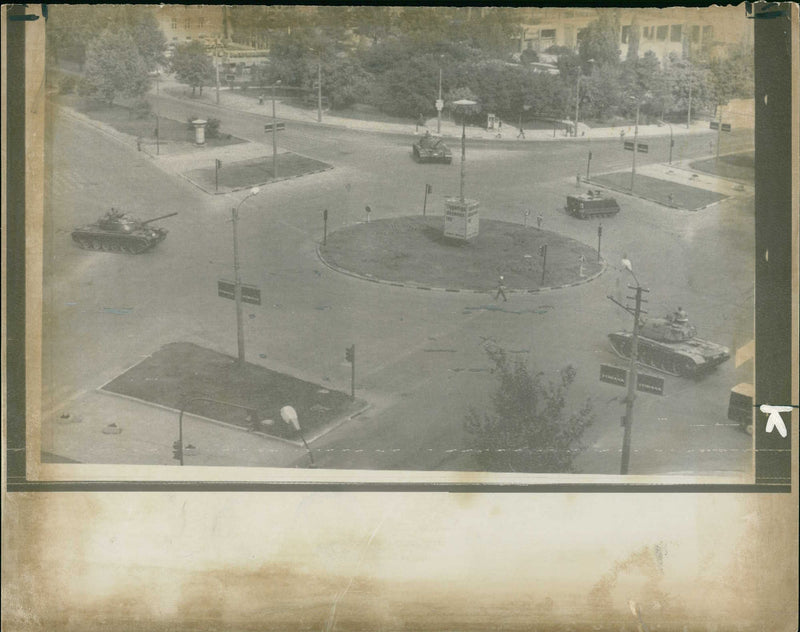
left=142, top=212, right=178, bottom=225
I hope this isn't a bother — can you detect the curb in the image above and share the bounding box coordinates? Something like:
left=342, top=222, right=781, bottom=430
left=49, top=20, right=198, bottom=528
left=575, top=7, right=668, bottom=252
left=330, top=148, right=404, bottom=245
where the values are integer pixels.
left=156, top=88, right=719, bottom=146
left=315, top=238, right=607, bottom=295
left=96, top=386, right=370, bottom=448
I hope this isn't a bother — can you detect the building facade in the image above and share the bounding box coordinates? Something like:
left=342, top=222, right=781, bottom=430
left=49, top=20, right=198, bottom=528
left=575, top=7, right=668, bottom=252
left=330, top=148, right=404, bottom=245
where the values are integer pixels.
left=517, top=7, right=752, bottom=62
left=152, top=5, right=227, bottom=46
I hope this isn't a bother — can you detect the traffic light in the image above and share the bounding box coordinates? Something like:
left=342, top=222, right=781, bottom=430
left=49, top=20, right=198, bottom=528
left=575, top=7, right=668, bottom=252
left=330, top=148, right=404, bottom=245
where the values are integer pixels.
left=538, top=244, right=547, bottom=257
left=323, top=208, right=328, bottom=221
left=426, top=184, right=433, bottom=194
left=172, top=440, right=182, bottom=461
left=216, top=159, right=222, bottom=169
left=598, top=224, right=603, bottom=237
left=345, top=344, right=355, bottom=363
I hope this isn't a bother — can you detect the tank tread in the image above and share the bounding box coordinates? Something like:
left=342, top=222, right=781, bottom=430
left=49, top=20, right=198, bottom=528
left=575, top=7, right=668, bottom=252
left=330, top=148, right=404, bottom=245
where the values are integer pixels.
left=608, top=337, right=700, bottom=379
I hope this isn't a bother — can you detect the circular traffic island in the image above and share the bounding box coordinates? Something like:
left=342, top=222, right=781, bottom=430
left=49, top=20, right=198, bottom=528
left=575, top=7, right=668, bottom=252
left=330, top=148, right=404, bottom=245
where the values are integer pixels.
left=319, top=216, right=603, bottom=293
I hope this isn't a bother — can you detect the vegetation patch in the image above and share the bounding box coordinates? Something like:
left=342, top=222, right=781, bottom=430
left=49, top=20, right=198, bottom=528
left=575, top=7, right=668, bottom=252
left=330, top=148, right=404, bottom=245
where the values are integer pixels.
left=101, top=342, right=360, bottom=440
left=320, top=216, right=602, bottom=291
left=183, top=153, right=333, bottom=193
left=689, top=152, right=754, bottom=184
left=589, top=172, right=727, bottom=211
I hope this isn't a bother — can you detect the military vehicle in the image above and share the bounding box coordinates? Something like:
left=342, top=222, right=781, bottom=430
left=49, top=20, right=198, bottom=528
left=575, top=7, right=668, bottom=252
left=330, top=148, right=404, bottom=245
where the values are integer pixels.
left=71, top=209, right=177, bottom=254
left=566, top=190, right=620, bottom=218
left=412, top=134, right=452, bottom=164
left=608, top=310, right=730, bottom=378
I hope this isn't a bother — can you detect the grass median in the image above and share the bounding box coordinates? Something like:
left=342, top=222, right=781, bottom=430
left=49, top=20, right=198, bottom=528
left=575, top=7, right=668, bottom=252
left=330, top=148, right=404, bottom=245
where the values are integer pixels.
left=589, top=172, right=727, bottom=211
left=101, top=342, right=361, bottom=441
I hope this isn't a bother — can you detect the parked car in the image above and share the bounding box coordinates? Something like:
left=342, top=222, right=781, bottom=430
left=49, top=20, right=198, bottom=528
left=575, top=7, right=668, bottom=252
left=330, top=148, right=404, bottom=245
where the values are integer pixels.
left=412, top=133, right=452, bottom=164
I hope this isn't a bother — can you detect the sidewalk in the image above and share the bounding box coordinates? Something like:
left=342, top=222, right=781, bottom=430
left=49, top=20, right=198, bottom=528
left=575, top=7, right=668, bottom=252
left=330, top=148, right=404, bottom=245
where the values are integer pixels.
left=156, top=76, right=718, bottom=143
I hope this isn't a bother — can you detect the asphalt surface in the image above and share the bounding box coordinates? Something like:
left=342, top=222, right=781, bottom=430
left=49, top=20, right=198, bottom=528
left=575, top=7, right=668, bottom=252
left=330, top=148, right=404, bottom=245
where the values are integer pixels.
left=41, top=94, right=755, bottom=476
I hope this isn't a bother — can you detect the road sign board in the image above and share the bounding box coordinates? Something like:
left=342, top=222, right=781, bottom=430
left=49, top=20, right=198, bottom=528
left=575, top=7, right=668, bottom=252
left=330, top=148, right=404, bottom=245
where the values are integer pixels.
left=636, top=372, right=664, bottom=395
left=637, top=143, right=648, bottom=153
left=710, top=121, right=719, bottom=130
left=721, top=123, right=731, bottom=132
left=623, top=140, right=635, bottom=151
left=218, top=280, right=261, bottom=305
left=600, top=364, right=627, bottom=387
left=264, top=122, right=286, bottom=133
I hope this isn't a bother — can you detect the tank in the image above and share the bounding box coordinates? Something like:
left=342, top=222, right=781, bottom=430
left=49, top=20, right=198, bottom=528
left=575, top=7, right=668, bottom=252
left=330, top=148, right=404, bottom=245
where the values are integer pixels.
left=412, top=134, right=452, bottom=164
left=566, top=190, right=620, bottom=218
left=608, top=311, right=730, bottom=378
left=71, top=209, right=178, bottom=254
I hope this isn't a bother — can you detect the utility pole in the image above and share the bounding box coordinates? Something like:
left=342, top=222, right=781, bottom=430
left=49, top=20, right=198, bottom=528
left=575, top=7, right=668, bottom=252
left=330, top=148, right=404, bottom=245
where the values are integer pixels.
left=620, top=283, right=648, bottom=474
left=437, top=65, right=443, bottom=134
left=586, top=149, right=592, bottom=180
left=597, top=222, right=602, bottom=262
left=231, top=205, right=245, bottom=364
left=317, top=58, right=322, bottom=123
left=715, top=106, right=723, bottom=161
left=215, top=43, right=221, bottom=105
left=630, top=100, right=640, bottom=191
left=272, top=81, right=279, bottom=179
left=686, top=79, right=692, bottom=129
left=574, top=74, right=582, bottom=137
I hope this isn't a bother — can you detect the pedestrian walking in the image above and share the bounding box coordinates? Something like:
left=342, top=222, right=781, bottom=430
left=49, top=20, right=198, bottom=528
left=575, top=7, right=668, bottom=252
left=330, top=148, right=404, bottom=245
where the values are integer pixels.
left=365, top=205, right=372, bottom=223
left=536, top=213, right=543, bottom=230
left=136, top=137, right=142, bottom=151
left=517, top=126, right=526, bottom=139
left=494, top=275, right=508, bottom=302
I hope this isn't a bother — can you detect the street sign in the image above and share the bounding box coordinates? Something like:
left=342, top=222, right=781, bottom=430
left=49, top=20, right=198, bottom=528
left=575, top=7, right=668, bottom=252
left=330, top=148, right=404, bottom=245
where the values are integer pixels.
left=623, top=140, right=635, bottom=151
left=600, top=364, right=627, bottom=387
left=217, top=279, right=261, bottom=305
left=636, top=372, right=664, bottom=395
left=721, top=123, right=732, bottom=132
left=264, top=122, right=286, bottom=133
left=435, top=99, right=444, bottom=111
left=709, top=121, right=719, bottom=130
left=637, top=143, right=648, bottom=153
left=600, top=364, right=664, bottom=395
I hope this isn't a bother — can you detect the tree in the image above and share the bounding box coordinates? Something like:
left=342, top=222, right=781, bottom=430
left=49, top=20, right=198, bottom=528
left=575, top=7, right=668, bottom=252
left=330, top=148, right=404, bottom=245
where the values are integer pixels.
left=577, top=13, right=621, bottom=67
left=465, top=347, right=595, bottom=473
left=171, top=41, right=214, bottom=97
left=82, top=30, right=151, bottom=105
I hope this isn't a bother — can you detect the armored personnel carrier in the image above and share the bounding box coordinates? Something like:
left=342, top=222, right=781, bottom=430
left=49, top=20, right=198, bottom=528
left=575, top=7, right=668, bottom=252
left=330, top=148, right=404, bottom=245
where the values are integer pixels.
left=566, top=190, right=620, bottom=219
left=608, top=310, right=730, bottom=378
left=71, top=209, right=177, bottom=254
left=412, top=133, right=452, bottom=164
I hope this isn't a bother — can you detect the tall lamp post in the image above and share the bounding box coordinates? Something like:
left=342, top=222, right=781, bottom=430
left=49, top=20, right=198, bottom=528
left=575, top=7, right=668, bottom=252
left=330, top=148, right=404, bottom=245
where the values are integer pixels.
left=618, top=256, right=648, bottom=475
left=573, top=59, right=594, bottom=137
left=231, top=187, right=261, bottom=365
left=436, top=56, right=444, bottom=134
left=271, top=80, right=281, bottom=178
left=453, top=99, right=477, bottom=202
left=629, top=96, right=641, bottom=191
left=661, top=120, right=674, bottom=165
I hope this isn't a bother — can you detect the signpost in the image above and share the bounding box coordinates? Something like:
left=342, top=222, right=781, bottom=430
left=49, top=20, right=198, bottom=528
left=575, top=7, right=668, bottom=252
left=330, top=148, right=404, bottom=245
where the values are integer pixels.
left=218, top=279, right=261, bottom=306
left=264, top=122, right=286, bottom=133
left=623, top=140, right=635, bottom=151
left=636, top=143, right=648, bottom=153
left=599, top=364, right=664, bottom=396
left=423, top=183, right=432, bottom=217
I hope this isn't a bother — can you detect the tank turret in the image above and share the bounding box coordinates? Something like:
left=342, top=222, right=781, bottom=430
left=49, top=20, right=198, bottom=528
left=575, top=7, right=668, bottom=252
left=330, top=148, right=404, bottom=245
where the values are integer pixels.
left=608, top=309, right=730, bottom=378
left=72, top=209, right=177, bottom=254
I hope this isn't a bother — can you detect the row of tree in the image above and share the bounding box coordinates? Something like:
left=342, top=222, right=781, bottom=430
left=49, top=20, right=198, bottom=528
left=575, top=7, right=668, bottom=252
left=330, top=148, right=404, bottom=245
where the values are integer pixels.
left=47, top=6, right=753, bottom=127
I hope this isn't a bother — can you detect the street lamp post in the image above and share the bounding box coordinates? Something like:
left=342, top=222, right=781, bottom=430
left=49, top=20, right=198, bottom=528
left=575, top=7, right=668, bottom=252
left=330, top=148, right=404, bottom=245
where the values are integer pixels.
left=317, top=56, right=322, bottom=123
left=453, top=99, right=476, bottom=202
left=271, top=80, right=281, bottom=179
left=573, top=60, right=594, bottom=137
left=630, top=98, right=641, bottom=191
left=437, top=60, right=443, bottom=134
left=154, top=113, right=160, bottom=156
left=231, top=187, right=261, bottom=365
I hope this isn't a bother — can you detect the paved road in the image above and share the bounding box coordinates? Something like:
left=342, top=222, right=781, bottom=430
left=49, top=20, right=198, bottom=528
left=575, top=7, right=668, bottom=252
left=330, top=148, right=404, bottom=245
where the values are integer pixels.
left=42, top=101, right=754, bottom=476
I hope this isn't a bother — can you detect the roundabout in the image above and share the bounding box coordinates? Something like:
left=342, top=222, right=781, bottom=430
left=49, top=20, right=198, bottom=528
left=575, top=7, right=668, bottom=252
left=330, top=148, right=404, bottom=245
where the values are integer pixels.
left=318, top=216, right=605, bottom=293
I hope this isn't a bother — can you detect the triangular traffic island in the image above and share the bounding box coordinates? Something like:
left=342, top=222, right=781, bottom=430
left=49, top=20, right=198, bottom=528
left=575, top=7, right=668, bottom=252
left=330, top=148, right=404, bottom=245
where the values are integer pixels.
left=100, top=342, right=362, bottom=442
